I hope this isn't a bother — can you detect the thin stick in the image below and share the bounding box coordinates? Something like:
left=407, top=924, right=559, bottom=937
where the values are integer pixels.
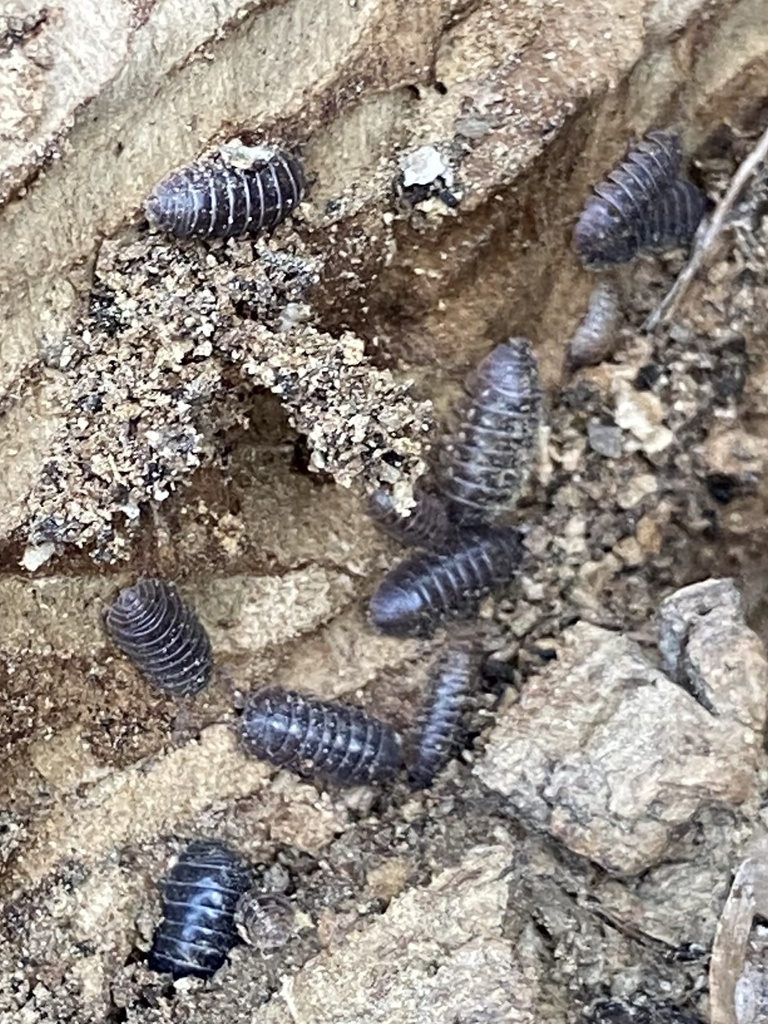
left=644, top=123, right=768, bottom=332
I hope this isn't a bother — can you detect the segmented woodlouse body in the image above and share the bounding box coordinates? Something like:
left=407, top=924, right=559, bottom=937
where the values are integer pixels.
left=145, top=149, right=305, bottom=240
left=234, top=892, right=295, bottom=951
left=431, top=340, right=541, bottom=526
left=567, top=277, right=622, bottom=369
left=633, top=178, right=708, bottom=254
left=240, top=687, right=403, bottom=786
left=366, top=488, right=453, bottom=551
left=574, top=130, right=706, bottom=268
left=105, top=577, right=213, bottom=697
left=407, top=639, right=477, bottom=789
left=148, top=840, right=252, bottom=980
left=368, top=526, right=524, bottom=638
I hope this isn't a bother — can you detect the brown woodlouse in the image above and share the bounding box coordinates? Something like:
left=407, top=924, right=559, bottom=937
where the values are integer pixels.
left=366, top=488, right=453, bottom=551
left=368, top=526, right=524, bottom=638
left=431, top=339, right=542, bottom=526
left=406, top=638, right=478, bottom=789
left=573, top=130, right=706, bottom=268
left=567, top=277, right=622, bottom=369
left=240, top=687, right=403, bottom=786
left=105, top=577, right=213, bottom=697
left=234, top=892, right=295, bottom=952
left=145, top=148, right=305, bottom=241
left=148, top=839, right=252, bottom=980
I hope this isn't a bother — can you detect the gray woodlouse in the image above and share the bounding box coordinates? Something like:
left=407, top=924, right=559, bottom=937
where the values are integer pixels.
left=567, top=277, right=622, bottom=369
left=105, top=577, right=213, bottom=697
left=431, top=339, right=542, bottom=526
left=406, top=638, right=477, bottom=789
left=240, top=687, right=403, bottom=786
left=145, top=148, right=305, bottom=241
left=366, top=488, right=453, bottom=551
left=573, top=130, right=706, bottom=268
left=234, top=892, right=295, bottom=951
left=148, top=839, right=252, bottom=980
left=367, top=526, right=524, bottom=638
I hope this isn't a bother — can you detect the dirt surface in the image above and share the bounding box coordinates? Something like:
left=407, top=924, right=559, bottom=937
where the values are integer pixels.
left=2, top=1, right=768, bottom=1023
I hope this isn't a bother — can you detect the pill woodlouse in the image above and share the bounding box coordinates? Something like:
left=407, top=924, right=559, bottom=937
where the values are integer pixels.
left=368, top=526, right=524, bottom=638
left=366, top=488, right=453, bottom=550
left=148, top=839, right=252, bottom=980
left=431, top=339, right=542, bottom=526
left=105, top=577, right=213, bottom=697
left=407, top=639, right=477, bottom=789
left=567, top=277, right=622, bottom=369
left=234, top=892, right=295, bottom=951
left=240, top=687, right=403, bottom=786
left=573, top=130, right=706, bottom=267
left=145, top=148, right=305, bottom=241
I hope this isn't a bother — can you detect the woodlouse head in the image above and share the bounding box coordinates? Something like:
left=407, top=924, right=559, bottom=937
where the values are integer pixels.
left=573, top=202, right=634, bottom=268
left=367, top=582, right=430, bottom=637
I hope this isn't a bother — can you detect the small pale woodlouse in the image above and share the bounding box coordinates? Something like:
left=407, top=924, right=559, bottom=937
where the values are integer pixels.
left=240, top=687, right=403, bottom=786
left=148, top=839, right=251, bottom=980
left=567, top=277, right=622, bottom=369
left=406, top=637, right=478, bottom=789
left=145, top=148, right=305, bottom=241
left=431, top=339, right=542, bottom=526
left=573, top=130, right=706, bottom=268
left=105, top=577, right=213, bottom=697
left=366, top=488, right=453, bottom=551
left=368, top=526, right=524, bottom=638
left=234, top=892, right=295, bottom=952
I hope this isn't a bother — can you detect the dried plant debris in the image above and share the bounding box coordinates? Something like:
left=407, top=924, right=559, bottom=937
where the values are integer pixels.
left=20, top=218, right=431, bottom=558
left=710, top=836, right=768, bottom=1024
left=236, top=324, right=433, bottom=492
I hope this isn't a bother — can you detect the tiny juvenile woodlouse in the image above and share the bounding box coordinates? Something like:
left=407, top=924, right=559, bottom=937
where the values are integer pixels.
left=407, top=639, right=477, bottom=789
left=148, top=839, right=251, bottom=980
left=573, top=130, right=706, bottom=268
left=567, top=277, right=622, bottom=369
left=366, top=488, right=453, bottom=551
left=240, top=687, right=403, bottom=786
left=431, top=339, right=541, bottom=526
left=145, top=148, right=305, bottom=241
left=105, top=577, right=213, bottom=697
left=234, top=892, right=295, bottom=951
left=368, top=526, right=524, bottom=638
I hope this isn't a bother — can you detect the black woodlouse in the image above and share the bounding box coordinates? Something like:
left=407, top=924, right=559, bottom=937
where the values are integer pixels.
left=573, top=130, right=706, bottom=268
left=366, top=488, right=453, bottom=550
left=368, top=526, right=524, bottom=638
left=431, top=339, right=542, bottom=526
left=148, top=839, right=252, bottom=980
left=240, top=687, right=403, bottom=786
left=234, top=892, right=295, bottom=951
left=407, top=638, right=478, bottom=789
left=567, top=277, right=622, bottom=369
left=145, top=148, right=305, bottom=241
left=105, top=577, right=213, bottom=697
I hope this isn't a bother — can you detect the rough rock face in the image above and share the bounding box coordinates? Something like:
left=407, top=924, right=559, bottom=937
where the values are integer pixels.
left=2, top=1, right=768, bottom=1024
left=476, top=581, right=768, bottom=875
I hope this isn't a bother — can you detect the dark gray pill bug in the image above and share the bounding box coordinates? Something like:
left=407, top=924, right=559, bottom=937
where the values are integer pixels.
left=234, top=892, right=295, bottom=951
left=431, top=339, right=542, bottom=527
left=366, top=488, right=453, bottom=551
left=573, top=129, right=700, bottom=268
left=407, top=639, right=478, bottom=790
left=634, top=178, right=708, bottom=254
left=368, top=526, right=524, bottom=638
left=567, top=277, right=622, bottom=370
left=145, top=149, right=305, bottom=241
left=148, top=839, right=252, bottom=980
left=105, top=577, right=213, bottom=697
left=240, top=687, right=403, bottom=786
